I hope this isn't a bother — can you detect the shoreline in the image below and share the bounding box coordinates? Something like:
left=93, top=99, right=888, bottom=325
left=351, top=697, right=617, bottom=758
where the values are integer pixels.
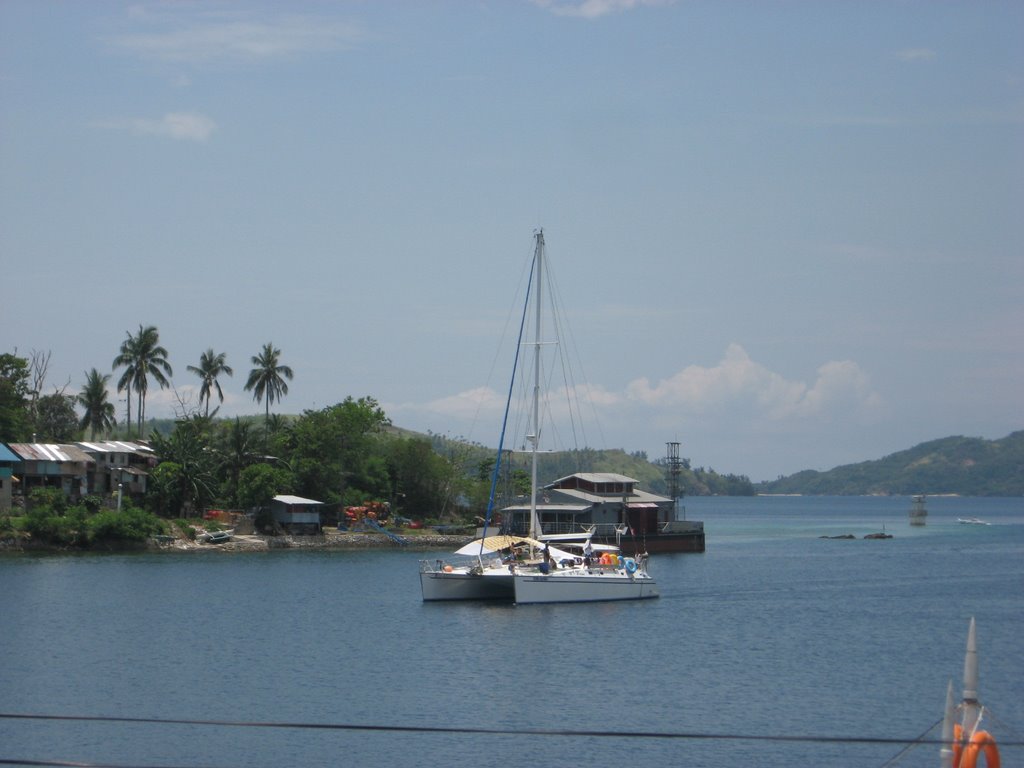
left=0, top=529, right=474, bottom=555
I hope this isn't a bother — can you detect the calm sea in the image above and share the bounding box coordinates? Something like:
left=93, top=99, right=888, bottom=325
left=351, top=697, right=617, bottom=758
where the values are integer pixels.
left=2, top=496, right=1022, bottom=768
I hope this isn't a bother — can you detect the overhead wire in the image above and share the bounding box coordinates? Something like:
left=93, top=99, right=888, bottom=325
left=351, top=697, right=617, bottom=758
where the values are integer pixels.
left=3, top=711, right=1023, bottom=746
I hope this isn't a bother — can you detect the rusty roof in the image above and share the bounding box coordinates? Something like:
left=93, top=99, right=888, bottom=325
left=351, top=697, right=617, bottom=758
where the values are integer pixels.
left=7, top=443, right=95, bottom=463
left=77, top=440, right=154, bottom=455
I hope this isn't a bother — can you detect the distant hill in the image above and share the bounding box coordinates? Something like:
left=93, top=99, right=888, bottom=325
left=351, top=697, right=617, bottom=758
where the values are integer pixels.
left=756, top=431, right=1024, bottom=496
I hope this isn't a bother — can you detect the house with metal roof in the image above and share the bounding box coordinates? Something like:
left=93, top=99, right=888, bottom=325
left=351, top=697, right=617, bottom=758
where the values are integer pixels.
left=270, top=494, right=324, bottom=534
left=500, top=471, right=674, bottom=538
left=0, top=444, right=20, bottom=512
left=76, top=441, right=155, bottom=499
left=5, top=443, right=95, bottom=503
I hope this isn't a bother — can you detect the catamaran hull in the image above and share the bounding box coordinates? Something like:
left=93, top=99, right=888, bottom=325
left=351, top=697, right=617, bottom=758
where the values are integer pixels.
left=419, top=571, right=514, bottom=601
left=512, top=573, right=659, bottom=604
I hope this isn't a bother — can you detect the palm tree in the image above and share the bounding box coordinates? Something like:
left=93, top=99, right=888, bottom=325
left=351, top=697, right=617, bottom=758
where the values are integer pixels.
left=187, top=349, right=233, bottom=417
left=245, top=342, right=294, bottom=426
left=219, top=417, right=259, bottom=507
left=112, top=325, right=173, bottom=437
left=113, top=332, right=137, bottom=430
left=77, top=369, right=116, bottom=439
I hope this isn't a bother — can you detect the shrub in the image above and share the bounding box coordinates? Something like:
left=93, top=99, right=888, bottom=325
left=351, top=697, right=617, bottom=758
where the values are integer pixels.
left=81, top=495, right=103, bottom=515
left=23, top=507, right=87, bottom=545
left=28, top=487, right=67, bottom=515
left=88, top=507, right=164, bottom=543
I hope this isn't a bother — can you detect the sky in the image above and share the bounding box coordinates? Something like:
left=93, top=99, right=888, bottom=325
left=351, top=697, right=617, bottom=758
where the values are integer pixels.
left=1, top=1, right=1022, bottom=482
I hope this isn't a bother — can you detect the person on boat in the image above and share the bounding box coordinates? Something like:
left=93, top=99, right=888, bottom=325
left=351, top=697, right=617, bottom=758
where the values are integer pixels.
left=543, top=543, right=557, bottom=571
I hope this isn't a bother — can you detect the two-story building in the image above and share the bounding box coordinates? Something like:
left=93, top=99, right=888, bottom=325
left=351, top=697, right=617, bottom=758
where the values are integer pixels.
left=500, top=471, right=704, bottom=554
left=4, top=443, right=95, bottom=502
left=76, top=440, right=155, bottom=499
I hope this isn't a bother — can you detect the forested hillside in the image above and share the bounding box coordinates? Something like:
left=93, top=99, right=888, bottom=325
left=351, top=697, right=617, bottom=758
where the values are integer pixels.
left=756, top=431, right=1024, bottom=496
left=422, top=433, right=755, bottom=497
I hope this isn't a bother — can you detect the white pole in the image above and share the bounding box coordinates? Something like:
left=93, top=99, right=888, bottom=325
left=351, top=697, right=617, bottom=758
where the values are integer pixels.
left=961, top=617, right=980, bottom=735
left=528, top=230, right=544, bottom=546
left=940, top=679, right=954, bottom=768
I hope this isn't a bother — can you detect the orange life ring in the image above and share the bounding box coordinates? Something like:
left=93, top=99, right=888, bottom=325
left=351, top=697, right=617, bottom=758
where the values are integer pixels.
left=953, top=724, right=1001, bottom=768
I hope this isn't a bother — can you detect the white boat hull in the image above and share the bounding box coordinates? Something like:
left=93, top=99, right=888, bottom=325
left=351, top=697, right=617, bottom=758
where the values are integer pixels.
left=512, top=570, right=659, bottom=604
left=419, top=570, right=514, bottom=601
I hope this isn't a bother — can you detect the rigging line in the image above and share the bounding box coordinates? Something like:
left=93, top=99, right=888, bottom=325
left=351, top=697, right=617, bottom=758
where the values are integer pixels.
left=479, top=246, right=536, bottom=543
left=543, top=240, right=605, bottom=451
left=983, top=708, right=1024, bottom=740
left=3, top=713, right=1022, bottom=747
left=463, top=241, right=534, bottom=445
left=542, top=247, right=587, bottom=454
left=877, top=717, right=943, bottom=768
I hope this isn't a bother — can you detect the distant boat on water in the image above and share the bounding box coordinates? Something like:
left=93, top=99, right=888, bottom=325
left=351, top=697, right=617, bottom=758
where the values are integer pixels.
left=908, top=494, right=927, bottom=526
left=957, top=517, right=991, bottom=526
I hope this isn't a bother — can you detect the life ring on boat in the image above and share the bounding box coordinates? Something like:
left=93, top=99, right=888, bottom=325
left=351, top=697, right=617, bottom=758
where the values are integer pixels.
left=443, top=564, right=454, bottom=573
left=953, top=725, right=1001, bottom=768
left=624, top=558, right=638, bottom=574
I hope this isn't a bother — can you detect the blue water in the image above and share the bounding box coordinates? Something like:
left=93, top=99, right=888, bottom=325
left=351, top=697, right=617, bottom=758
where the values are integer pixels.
left=2, top=496, right=1022, bottom=768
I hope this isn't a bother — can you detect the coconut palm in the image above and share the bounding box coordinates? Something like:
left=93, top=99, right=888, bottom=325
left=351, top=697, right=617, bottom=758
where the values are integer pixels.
left=218, top=417, right=260, bottom=506
left=244, top=342, right=294, bottom=426
left=77, top=368, right=116, bottom=439
left=187, top=349, right=233, bottom=417
left=112, top=325, right=173, bottom=437
left=112, top=332, right=137, bottom=430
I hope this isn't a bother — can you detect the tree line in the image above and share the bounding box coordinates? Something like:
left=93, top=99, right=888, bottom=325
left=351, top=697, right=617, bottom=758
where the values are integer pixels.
left=2, top=327, right=756, bottom=528
left=1, top=330, right=492, bottom=522
left=2, top=329, right=297, bottom=443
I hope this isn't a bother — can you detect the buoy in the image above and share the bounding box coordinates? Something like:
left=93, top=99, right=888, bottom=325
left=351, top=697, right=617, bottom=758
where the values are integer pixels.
left=954, top=725, right=1001, bottom=768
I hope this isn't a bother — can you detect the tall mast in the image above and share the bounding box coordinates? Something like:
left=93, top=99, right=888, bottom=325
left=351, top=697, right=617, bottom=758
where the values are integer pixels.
left=528, top=229, right=545, bottom=541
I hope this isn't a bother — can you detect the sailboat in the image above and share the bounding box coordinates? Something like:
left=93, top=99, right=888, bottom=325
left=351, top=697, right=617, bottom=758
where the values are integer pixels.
left=419, top=230, right=658, bottom=604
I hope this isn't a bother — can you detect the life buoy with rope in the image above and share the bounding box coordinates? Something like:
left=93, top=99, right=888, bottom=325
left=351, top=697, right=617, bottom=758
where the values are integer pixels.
left=953, top=724, right=1001, bottom=768
left=624, top=557, right=638, bottom=574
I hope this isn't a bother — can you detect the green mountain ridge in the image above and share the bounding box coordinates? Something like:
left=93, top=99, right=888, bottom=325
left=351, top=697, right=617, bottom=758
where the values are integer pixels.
left=756, top=431, right=1024, bottom=496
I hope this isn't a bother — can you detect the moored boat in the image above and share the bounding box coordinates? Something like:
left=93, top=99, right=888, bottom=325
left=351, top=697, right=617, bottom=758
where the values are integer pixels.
left=419, top=230, right=659, bottom=604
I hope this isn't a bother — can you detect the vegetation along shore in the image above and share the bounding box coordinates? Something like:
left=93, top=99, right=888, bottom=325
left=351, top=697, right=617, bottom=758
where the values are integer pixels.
left=2, top=340, right=1020, bottom=556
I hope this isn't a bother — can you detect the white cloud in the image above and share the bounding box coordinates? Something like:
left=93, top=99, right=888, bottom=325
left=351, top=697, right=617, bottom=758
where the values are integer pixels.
left=96, top=112, right=216, bottom=142
left=624, top=343, right=881, bottom=421
left=390, top=344, right=883, bottom=453
left=408, top=386, right=505, bottom=422
left=110, top=10, right=363, bottom=64
left=532, top=0, right=673, bottom=19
